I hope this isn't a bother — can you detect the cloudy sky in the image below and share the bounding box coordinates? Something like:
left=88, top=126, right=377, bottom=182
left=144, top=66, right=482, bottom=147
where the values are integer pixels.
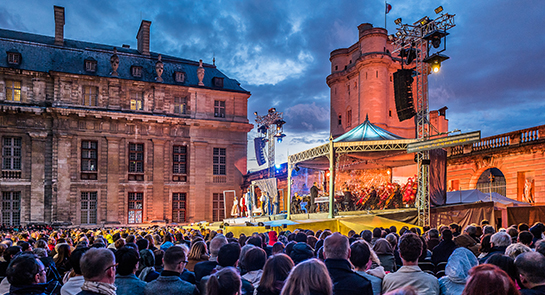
left=1, top=0, right=544, bottom=171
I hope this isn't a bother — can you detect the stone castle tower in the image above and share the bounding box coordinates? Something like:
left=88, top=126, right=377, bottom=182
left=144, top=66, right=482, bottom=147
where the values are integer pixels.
left=327, top=23, right=448, bottom=139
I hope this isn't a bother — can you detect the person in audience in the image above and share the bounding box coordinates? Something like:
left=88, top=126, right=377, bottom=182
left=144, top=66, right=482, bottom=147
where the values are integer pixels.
left=454, top=230, right=479, bottom=257
left=256, top=254, right=294, bottom=295
left=461, top=264, right=519, bottom=295
left=77, top=248, right=117, bottom=295
left=382, top=233, right=439, bottom=295
left=186, top=241, right=209, bottom=272
left=373, top=238, right=395, bottom=272
left=280, top=259, right=332, bottom=295
left=288, top=233, right=314, bottom=265
left=478, top=232, right=511, bottom=264
left=114, top=246, right=146, bottom=295
left=426, top=229, right=441, bottom=251
left=206, top=267, right=241, bottom=295
left=194, top=236, right=227, bottom=283
left=485, top=254, right=519, bottom=287
left=518, top=231, right=534, bottom=248
left=324, top=233, right=373, bottom=295
left=350, top=240, right=383, bottom=295
left=535, top=240, right=545, bottom=257
left=505, top=243, right=531, bottom=260
left=515, top=251, right=545, bottom=295
left=438, top=247, right=478, bottom=295
left=242, top=247, right=267, bottom=289
left=61, top=247, right=89, bottom=295
left=144, top=245, right=197, bottom=295
left=431, top=230, right=457, bottom=266
left=5, top=253, right=61, bottom=295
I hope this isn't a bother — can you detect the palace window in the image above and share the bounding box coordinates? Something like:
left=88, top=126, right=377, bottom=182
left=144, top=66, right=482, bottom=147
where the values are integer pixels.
left=174, top=71, right=185, bottom=83
left=84, top=59, right=97, bottom=73
left=212, top=193, right=224, bottom=222
left=131, top=66, right=143, bottom=78
left=214, top=100, right=225, bottom=118
left=2, top=191, right=20, bottom=226
left=81, top=141, right=97, bottom=180
left=173, top=97, right=187, bottom=114
left=212, top=77, right=224, bottom=88
left=7, top=52, right=21, bottom=65
left=173, top=145, right=187, bottom=182
left=128, top=192, right=143, bottom=223
left=130, top=92, right=144, bottom=111
left=172, top=192, right=186, bottom=223
left=5, top=80, right=21, bottom=102
left=2, top=137, right=21, bottom=179
left=83, top=86, right=98, bottom=106
left=128, top=143, right=144, bottom=181
left=338, top=115, right=342, bottom=126
left=80, top=192, right=97, bottom=224
left=213, top=148, right=226, bottom=175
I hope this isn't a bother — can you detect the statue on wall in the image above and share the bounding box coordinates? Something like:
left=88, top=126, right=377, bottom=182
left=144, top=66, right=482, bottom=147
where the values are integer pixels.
left=524, top=178, right=534, bottom=204
left=197, top=59, right=205, bottom=86
left=110, top=48, right=119, bottom=76
left=155, top=54, right=164, bottom=82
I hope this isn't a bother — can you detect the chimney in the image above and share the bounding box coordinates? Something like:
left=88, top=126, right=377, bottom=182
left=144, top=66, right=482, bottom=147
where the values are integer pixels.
left=54, top=6, right=65, bottom=46
left=136, top=20, right=151, bottom=55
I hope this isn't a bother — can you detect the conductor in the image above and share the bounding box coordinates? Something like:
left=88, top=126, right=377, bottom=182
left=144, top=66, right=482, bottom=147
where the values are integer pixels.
left=310, top=182, right=320, bottom=213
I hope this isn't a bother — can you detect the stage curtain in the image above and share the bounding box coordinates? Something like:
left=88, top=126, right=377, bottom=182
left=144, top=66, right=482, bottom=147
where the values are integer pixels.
left=430, top=149, right=447, bottom=206
left=431, top=202, right=494, bottom=229
left=507, top=206, right=545, bottom=226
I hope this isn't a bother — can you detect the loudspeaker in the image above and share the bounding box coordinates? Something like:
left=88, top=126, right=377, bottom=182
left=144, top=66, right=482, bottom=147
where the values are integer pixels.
left=393, top=69, right=417, bottom=122
left=254, top=137, right=266, bottom=166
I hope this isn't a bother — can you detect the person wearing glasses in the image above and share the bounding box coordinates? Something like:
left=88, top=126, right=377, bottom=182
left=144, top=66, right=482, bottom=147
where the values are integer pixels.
left=77, top=248, right=117, bottom=295
left=144, top=245, right=198, bottom=295
left=5, top=253, right=61, bottom=295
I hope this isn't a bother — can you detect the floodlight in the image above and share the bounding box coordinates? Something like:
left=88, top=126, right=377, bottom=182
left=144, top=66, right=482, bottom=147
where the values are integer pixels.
left=414, top=16, right=429, bottom=26
left=254, top=111, right=258, bottom=116
left=423, top=53, right=449, bottom=73
left=423, top=30, right=449, bottom=49
left=394, top=18, right=402, bottom=25
left=435, top=6, right=443, bottom=14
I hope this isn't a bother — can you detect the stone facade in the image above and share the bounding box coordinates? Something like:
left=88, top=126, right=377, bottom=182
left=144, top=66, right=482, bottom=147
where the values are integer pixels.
left=0, top=7, right=252, bottom=226
left=327, top=23, right=448, bottom=139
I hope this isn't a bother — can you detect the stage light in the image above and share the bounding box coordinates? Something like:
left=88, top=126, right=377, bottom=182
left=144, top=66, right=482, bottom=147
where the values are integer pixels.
left=435, top=6, right=443, bottom=14
left=423, top=53, right=449, bottom=74
left=394, top=18, right=402, bottom=25
left=415, top=16, right=429, bottom=26
left=254, top=111, right=258, bottom=116
left=275, top=163, right=281, bottom=169
left=275, top=133, right=286, bottom=142
left=423, top=30, right=448, bottom=49
left=274, top=119, right=286, bottom=128
left=294, top=165, right=300, bottom=172
left=268, top=108, right=276, bottom=113
left=388, top=34, right=395, bottom=41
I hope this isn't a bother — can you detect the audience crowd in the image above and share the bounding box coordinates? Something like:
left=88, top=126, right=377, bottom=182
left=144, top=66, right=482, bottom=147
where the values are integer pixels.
left=0, top=220, right=544, bottom=295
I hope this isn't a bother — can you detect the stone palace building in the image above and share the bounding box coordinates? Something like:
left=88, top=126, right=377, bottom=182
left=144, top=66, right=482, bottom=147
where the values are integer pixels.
left=0, top=6, right=252, bottom=226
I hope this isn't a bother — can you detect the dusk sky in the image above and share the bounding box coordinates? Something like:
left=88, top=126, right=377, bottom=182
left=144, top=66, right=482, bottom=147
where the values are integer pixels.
left=1, top=1, right=544, bottom=171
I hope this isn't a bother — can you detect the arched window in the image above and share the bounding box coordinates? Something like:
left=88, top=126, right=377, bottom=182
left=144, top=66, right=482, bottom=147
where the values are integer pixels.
left=476, top=168, right=506, bottom=197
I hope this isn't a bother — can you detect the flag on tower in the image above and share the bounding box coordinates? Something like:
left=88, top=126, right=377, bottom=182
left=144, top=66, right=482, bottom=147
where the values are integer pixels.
left=386, top=3, right=392, bottom=14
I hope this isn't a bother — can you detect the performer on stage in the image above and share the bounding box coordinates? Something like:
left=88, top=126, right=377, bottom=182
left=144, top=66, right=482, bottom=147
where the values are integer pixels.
left=310, top=182, right=320, bottom=213
left=260, top=192, right=268, bottom=215
left=244, top=188, right=253, bottom=217
left=231, top=196, right=239, bottom=217
left=272, top=191, right=279, bottom=215
left=343, top=185, right=353, bottom=211
left=291, top=193, right=301, bottom=214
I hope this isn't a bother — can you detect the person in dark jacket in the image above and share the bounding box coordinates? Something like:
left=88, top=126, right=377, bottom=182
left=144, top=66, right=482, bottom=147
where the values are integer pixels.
left=194, top=236, right=227, bottom=283
left=6, top=253, right=61, bottom=295
left=76, top=248, right=117, bottom=295
left=431, top=229, right=458, bottom=266
left=324, top=233, right=373, bottom=295
left=478, top=232, right=511, bottom=264
left=516, top=251, right=545, bottom=295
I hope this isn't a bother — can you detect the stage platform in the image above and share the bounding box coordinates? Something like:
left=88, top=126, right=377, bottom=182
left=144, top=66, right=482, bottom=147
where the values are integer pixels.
left=215, top=208, right=420, bottom=236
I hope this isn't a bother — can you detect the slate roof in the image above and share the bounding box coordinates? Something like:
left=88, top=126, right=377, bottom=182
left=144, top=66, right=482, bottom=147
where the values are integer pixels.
left=0, top=28, right=248, bottom=93
left=333, top=115, right=405, bottom=142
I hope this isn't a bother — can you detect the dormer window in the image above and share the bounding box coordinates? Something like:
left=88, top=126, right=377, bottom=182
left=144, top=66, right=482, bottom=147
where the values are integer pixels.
left=174, top=71, right=185, bottom=83
left=84, top=59, right=97, bottom=73
left=212, top=77, right=224, bottom=88
left=131, top=66, right=143, bottom=78
left=7, top=52, right=21, bottom=65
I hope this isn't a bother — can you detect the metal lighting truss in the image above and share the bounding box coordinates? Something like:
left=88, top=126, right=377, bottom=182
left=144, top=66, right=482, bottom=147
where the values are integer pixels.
left=255, top=109, right=285, bottom=178
left=391, top=12, right=455, bottom=226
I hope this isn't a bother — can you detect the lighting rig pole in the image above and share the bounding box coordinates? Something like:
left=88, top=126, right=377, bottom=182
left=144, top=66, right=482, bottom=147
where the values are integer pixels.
left=254, top=108, right=286, bottom=178
left=391, top=6, right=455, bottom=226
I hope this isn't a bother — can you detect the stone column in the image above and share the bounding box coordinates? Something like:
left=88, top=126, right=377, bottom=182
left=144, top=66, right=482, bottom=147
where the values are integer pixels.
left=28, top=131, right=48, bottom=223
left=55, top=133, right=72, bottom=222
left=151, top=139, right=165, bottom=221
left=106, top=137, right=121, bottom=223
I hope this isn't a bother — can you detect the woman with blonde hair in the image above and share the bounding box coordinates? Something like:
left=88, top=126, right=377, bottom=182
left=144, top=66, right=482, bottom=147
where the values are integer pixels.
left=186, top=240, right=209, bottom=272
left=281, top=258, right=332, bottom=295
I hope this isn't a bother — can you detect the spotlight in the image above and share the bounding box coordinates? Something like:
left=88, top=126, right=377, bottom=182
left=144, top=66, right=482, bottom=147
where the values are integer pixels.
left=395, top=31, right=402, bottom=37
left=388, top=34, right=395, bottom=41
left=423, top=53, right=449, bottom=74
left=257, top=222, right=264, bottom=226
left=434, top=6, right=443, bottom=14
left=268, top=108, right=276, bottom=113
left=294, top=165, right=300, bottom=172
left=273, top=119, right=286, bottom=128
left=258, top=125, right=268, bottom=134
left=414, top=16, right=429, bottom=26
left=275, top=133, right=286, bottom=142
left=265, top=225, right=271, bottom=230
left=423, top=30, right=449, bottom=49
left=394, top=18, right=402, bottom=25
left=254, top=111, right=258, bottom=116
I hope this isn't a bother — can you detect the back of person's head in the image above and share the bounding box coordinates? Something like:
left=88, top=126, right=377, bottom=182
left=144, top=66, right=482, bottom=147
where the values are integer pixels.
left=485, top=254, right=518, bottom=284
left=449, top=223, right=460, bottom=232
left=480, top=234, right=492, bottom=253
left=507, top=227, right=518, bottom=239
left=280, top=258, right=332, bottom=295
left=272, top=242, right=285, bottom=255
left=17, top=241, right=31, bottom=252
left=372, top=228, right=382, bottom=238
left=163, top=245, right=186, bottom=270
left=535, top=240, right=545, bottom=256
left=153, top=249, right=164, bottom=267
left=210, top=236, right=228, bottom=257
left=491, top=232, right=511, bottom=247
left=385, top=233, right=397, bottom=249
left=295, top=232, right=307, bottom=243
left=517, top=231, right=534, bottom=246
left=135, top=238, right=149, bottom=251
left=324, top=233, right=349, bottom=260
left=428, top=228, right=439, bottom=239
left=441, top=229, right=453, bottom=241
left=6, top=253, right=44, bottom=286
left=68, top=247, right=89, bottom=276
left=349, top=240, right=371, bottom=269
left=80, top=248, right=115, bottom=281
left=217, top=243, right=241, bottom=267
left=398, top=233, right=422, bottom=263
left=505, top=243, right=531, bottom=260
left=244, top=247, right=267, bottom=271
left=389, top=226, right=397, bottom=235
left=361, top=230, right=372, bottom=243
left=246, top=236, right=263, bottom=248
left=464, top=225, right=477, bottom=236
left=515, top=251, right=545, bottom=287
left=518, top=223, right=530, bottom=232
left=115, top=246, right=140, bottom=276
left=482, top=225, right=495, bottom=235
left=207, top=267, right=241, bottom=295
left=259, top=254, right=294, bottom=294
left=462, top=264, right=518, bottom=295
left=188, top=240, right=207, bottom=260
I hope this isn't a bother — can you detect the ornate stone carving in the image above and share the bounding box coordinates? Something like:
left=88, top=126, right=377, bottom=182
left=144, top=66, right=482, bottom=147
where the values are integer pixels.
left=197, top=59, right=205, bottom=86
left=155, top=54, right=164, bottom=82
left=110, top=48, right=119, bottom=76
